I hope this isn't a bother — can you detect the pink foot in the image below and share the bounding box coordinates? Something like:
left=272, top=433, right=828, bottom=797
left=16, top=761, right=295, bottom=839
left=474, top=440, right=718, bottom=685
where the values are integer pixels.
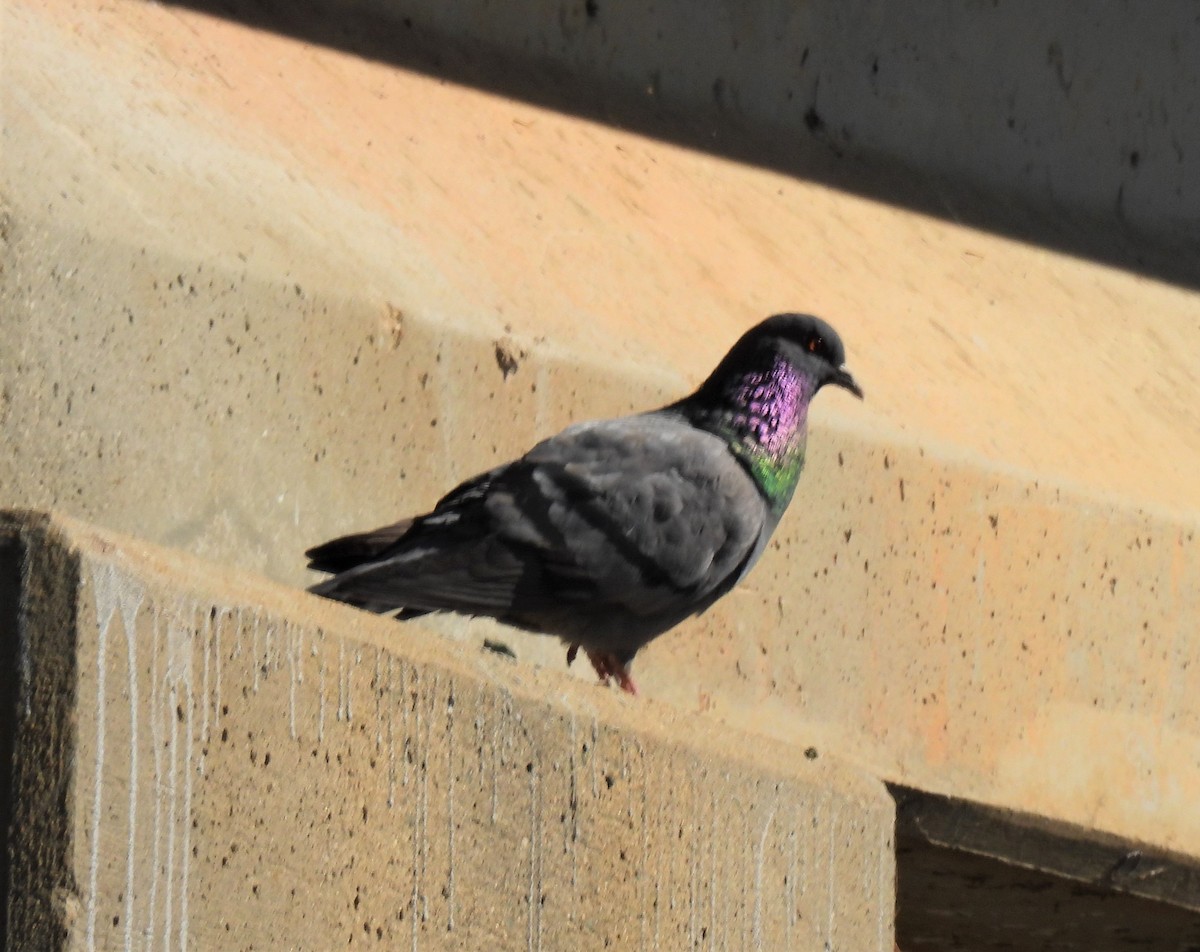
left=583, top=649, right=639, bottom=696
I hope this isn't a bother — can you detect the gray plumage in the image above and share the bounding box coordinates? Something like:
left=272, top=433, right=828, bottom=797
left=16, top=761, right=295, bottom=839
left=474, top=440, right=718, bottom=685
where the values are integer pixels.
left=306, top=313, right=862, bottom=694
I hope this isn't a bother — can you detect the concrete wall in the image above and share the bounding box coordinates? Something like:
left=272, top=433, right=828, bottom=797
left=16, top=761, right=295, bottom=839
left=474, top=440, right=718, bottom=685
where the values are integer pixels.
left=4, top=0, right=1200, bottom=943
left=1, top=511, right=894, bottom=950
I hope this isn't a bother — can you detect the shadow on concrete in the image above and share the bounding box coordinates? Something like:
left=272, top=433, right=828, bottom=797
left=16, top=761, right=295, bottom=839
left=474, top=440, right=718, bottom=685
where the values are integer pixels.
left=897, top=838, right=1200, bottom=952
left=893, top=785, right=1200, bottom=951
left=163, top=0, right=1200, bottom=291
left=0, top=536, right=23, bottom=944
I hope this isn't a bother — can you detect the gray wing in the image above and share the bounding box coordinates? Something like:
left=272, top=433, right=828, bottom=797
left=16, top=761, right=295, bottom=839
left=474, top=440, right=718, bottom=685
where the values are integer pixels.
left=516, top=416, right=769, bottom=619
left=308, top=413, right=770, bottom=649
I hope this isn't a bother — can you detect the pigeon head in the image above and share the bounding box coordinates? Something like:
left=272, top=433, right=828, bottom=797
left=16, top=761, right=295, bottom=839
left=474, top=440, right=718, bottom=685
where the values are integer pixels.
left=710, top=313, right=863, bottom=400
left=684, top=313, right=861, bottom=509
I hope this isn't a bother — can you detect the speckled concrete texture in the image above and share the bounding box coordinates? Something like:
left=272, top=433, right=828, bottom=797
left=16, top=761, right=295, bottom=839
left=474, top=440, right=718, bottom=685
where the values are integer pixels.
left=2, top=511, right=894, bottom=951
left=4, top=0, right=1200, bottom=893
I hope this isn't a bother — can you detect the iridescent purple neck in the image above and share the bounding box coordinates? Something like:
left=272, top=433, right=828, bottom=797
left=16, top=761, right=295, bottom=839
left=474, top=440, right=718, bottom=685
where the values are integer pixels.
left=720, top=355, right=814, bottom=455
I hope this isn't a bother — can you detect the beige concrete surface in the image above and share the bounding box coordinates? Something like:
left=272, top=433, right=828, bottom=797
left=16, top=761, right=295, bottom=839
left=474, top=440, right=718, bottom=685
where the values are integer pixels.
left=3, top=0, right=1200, bottom=879
left=2, top=509, right=894, bottom=951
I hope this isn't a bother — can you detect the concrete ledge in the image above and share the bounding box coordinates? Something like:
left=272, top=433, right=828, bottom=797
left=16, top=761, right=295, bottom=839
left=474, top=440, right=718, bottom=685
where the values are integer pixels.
left=1, top=510, right=895, bottom=951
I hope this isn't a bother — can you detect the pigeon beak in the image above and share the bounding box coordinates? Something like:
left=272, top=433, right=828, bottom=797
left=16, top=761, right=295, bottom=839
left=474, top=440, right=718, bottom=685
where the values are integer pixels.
left=830, top=366, right=864, bottom=399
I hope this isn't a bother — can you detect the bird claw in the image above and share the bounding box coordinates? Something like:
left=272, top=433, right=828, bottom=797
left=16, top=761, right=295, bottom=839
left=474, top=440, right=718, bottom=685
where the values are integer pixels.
left=584, top=648, right=639, bottom=696
left=562, top=644, right=638, bottom=695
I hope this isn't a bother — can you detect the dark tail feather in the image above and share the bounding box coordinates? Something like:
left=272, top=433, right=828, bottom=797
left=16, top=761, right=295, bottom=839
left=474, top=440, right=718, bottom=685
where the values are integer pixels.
left=305, top=520, right=414, bottom=573
left=306, top=572, right=432, bottom=620
left=307, top=520, right=434, bottom=620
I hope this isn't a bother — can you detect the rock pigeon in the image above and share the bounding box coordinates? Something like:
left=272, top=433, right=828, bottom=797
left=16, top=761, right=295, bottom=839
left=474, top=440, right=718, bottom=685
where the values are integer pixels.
left=306, top=313, right=862, bottom=695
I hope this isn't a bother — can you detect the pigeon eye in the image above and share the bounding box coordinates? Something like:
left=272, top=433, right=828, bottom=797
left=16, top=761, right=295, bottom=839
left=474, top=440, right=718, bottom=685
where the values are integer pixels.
left=807, top=337, right=824, bottom=355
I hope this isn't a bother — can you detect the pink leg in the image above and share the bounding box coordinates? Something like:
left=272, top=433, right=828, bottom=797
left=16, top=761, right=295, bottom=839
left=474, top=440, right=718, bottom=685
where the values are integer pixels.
left=584, top=649, right=612, bottom=684
left=611, top=664, right=639, bottom=696
left=584, top=649, right=639, bottom=696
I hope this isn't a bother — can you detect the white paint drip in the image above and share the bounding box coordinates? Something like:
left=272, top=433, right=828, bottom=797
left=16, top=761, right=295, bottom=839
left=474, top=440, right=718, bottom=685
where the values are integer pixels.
left=688, top=802, right=699, bottom=949
left=213, top=609, right=224, bottom=738
left=231, top=607, right=244, bottom=660
left=825, top=798, right=839, bottom=952
left=85, top=567, right=115, bottom=952
left=638, top=799, right=648, bottom=950
left=264, top=615, right=273, bottom=676
left=785, top=823, right=797, bottom=948
left=472, top=712, right=483, bottom=808
left=198, top=610, right=211, bottom=778
left=753, top=808, right=776, bottom=950
left=489, top=691, right=512, bottom=825
left=621, top=737, right=649, bottom=951
left=733, top=800, right=744, bottom=948
left=337, top=638, right=348, bottom=722
left=121, top=578, right=144, bottom=952
left=251, top=612, right=261, bottom=693
left=317, top=641, right=327, bottom=743
left=708, top=794, right=718, bottom=950
left=86, top=563, right=143, bottom=952
left=385, top=653, right=396, bottom=809
left=488, top=699, right=499, bottom=825
left=802, top=803, right=812, bottom=904
left=179, top=626, right=195, bottom=952
left=410, top=669, right=428, bottom=952
left=373, top=649, right=384, bottom=752
left=420, top=673, right=432, bottom=926
left=163, top=675, right=178, bottom=952
left=567, top=715, right=579, bottom=889
left=651, top=754, right=666, bottom=950
left=145, top=612, right=164, bottom=952
left=401, top=661, right=412, bottom=789
left=337, top=638, right=345, bottom=722
left=589, top=719, right=599, bottom=800
left=159, top=605, right=196, bottom=952
left=287, top=623, right=299, bottom=741
left=526, top=747, right=542, bottom=952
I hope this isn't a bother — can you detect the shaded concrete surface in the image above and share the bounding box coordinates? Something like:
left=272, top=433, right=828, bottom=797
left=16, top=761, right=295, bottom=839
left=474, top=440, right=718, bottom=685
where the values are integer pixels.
left=162, top=0, right=1200, bottom=291
left=5, top=0, right=1200, bottom=940
left=0, top=533, right=24, bottom=943
left=897, top=835, right=1200, bottom=952
left=894, top=784, right=1200, bottom=949
left=893, top=785, right=1200, bottom=913
left=0, top=510, right=894, bottom=950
